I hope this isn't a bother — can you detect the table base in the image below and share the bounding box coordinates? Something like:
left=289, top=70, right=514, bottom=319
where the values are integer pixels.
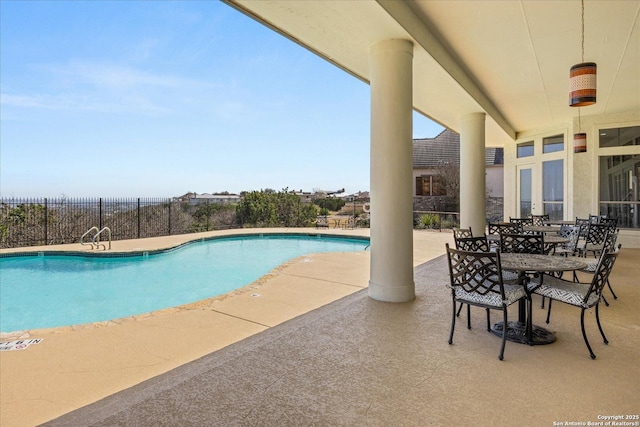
left=491, top=321, right=556, bottom=345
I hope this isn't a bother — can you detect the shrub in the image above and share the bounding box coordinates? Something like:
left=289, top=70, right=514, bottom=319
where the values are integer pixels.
left=418, top=213, right=440, bottom=229
left=235, top=189, right=318, bottom=227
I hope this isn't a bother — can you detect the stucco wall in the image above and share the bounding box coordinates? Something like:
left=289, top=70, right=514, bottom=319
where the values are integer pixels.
left=485, top=166, right=503, bottom=198
left=412, top=166, right=503, bottom=198
left=504, top=111, right=640, bottom=248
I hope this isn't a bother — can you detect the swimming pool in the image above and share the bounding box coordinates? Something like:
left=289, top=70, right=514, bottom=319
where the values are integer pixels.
left=0, top=234, right=369, bottom=333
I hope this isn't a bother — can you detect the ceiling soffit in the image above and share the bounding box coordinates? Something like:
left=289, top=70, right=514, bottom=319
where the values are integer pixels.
left=224, top=0, right=639, bottom=147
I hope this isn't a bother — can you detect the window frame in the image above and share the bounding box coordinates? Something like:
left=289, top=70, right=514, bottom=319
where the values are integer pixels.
left=597, top=124, right=640, bottom=228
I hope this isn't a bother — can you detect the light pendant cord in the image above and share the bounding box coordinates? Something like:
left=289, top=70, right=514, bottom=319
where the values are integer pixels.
left=581, top=0, right=585, bottom=63
left=578, top=107, right=582, bottom=133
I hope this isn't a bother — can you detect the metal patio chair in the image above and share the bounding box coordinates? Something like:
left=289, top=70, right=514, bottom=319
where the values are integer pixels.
left=577, top=223, right=615, bottom=258
left=453, top=227, right=473, bottom=240
left=499, top=233, right=546, bottom=255
left=454, top=234, right=490, bottom=252
left=446, top=244, right=526, bottom=360
left=575, top=217, right=591, bottom=239
left=488, top=222, right=521, bottom=251
left=578, top=230, right=620, bottom=305
left=530, top=214, right=550, bottom=227
left=530, top=248, right=620, bottom=359
left=509, top=217, right=533, bottom=230
left=553, top=224, right=582, bottom=257
left=453, top=234, right=491, bottom=324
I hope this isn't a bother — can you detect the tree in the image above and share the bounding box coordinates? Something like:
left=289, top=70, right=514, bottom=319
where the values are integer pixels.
left=235, top=189, right=317, bottom=227
left=435, top=161, right=460, bottom=209
left=312, top=197, right=345, bottom=212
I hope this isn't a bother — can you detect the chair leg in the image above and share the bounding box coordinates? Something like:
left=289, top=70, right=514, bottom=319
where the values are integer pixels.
left=581, top=308, right=597, bottom=360
left=466, top=304, right=471, bottom=329
left=606, top=279, right=618, bottom=300
left=540, top=295, right=545, bottom=309
left=498, top=308, right=507, bottom=361
left=527, top=294, right=533, bottom=342
left=486, top=308, right=491, bottom=332
left=595, top=303, right=609, bottom=345
left=602, top=294, right=610, bottom=307
left=448, top=300, right=457, bottom=345
left=546, top=299, right=553, bottom=324
left=456, top=302, right=464, bottom=317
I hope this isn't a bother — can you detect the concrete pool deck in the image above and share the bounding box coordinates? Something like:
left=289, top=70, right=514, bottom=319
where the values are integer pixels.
left=2, top=228, right=639, bottom=426
left=0, top=228, right=453, bottom=426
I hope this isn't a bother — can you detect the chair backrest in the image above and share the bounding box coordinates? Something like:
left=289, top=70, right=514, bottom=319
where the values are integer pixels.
left=452, top=227, right=473, bottom=239
left=510, top=217, right=533, bottom=228
left=588, top=214, right=601, bottom=224
left=500, top=233, right=546, bottom=254
left=584, top=246, right=621, bottom=305
left=454, top=234, right=490, bottom=252
left=584, top=223, right=612, bottom=246
left=601, top=229, right=619, bottom=254
left=488, top=222, right=500, bottom=235
left=575, top=217, right=591, bottom=237
left=600, top=217, right=618, bottom=227
left=557, top=224, right=581, bottom=250
left=488, top=222, right=522, bottom=236
left=445, top=244, right=506, bottom=299
left=530, top=214, right=549, bottom=226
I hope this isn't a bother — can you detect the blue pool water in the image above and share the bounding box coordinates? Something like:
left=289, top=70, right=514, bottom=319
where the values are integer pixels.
left=0, top=234, right=369, bottom=332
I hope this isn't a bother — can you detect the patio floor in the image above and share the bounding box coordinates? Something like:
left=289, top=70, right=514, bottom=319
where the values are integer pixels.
left=1, top=229, right=638, bottom=426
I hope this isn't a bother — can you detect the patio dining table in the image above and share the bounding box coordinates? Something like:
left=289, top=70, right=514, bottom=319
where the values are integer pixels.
left=486, top=234, right=569, bottom=248
left=544, top=220, right=575, bottom=226
left=523, top=225, right=561, bottom=233
left=493, top=253, right=587, bottom=345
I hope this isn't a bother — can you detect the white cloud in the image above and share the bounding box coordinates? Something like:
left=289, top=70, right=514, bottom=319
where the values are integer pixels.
left=41, top=60, right=201, bottom=89
left=2, top=59, right=224, bottom=116
left=0, top=91, right=170, bottom=116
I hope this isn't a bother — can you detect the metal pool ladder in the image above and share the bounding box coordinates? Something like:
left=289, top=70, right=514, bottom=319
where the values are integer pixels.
left=80, top=226, right=112, bottom=250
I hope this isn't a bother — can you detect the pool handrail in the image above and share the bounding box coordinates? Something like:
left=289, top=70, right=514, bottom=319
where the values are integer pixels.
left=80, top=226, right=112, bottom=250
left=80, top=226, right=99, bottom=248
left=93, top=227, right=112, bottom=250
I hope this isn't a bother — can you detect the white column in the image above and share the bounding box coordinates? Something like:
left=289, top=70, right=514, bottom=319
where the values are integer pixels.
left=368, top=39, right=415, bottom=303
left=460, top=113, right=487, bottom=236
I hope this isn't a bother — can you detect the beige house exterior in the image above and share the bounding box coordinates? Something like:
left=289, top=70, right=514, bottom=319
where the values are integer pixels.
left=223, top=0, right=639, bottom=302
left=506, top=116, right=640, bottom=248
left=413, top=129, right=504, bottom=199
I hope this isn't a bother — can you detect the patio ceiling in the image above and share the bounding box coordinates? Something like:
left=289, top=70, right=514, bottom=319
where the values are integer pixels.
left=223, top=0, right=639, bottom=147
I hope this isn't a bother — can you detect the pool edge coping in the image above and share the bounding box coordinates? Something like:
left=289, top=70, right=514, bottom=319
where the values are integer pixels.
left=0, top=230, right=370, bottom=259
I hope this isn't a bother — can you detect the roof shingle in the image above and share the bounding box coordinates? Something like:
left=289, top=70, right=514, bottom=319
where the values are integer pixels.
left=413, top=129, right=503, bottom=168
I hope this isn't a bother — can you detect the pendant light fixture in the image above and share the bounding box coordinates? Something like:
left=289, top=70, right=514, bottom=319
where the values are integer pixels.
left=569, top=0, right=596, bottom=107
left=574, top=109, right=587, bottom=153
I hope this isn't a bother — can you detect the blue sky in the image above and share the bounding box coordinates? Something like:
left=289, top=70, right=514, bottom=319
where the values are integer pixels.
left=0, top=0, right=443, bottom=198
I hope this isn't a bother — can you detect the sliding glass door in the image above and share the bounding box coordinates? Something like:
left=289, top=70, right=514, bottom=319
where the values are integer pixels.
left=517, top=165, right=534, bottom=218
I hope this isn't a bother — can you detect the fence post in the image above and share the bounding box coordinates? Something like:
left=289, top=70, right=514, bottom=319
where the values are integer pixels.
left=44, top=198, right=48, bottom=245
left=168, top=199, right=172, bottom=235
left=99, top=198, right=103, bottom=229
left=206, top=199, right=210, bottom=231
left=137, top=198, right=141, bottom=239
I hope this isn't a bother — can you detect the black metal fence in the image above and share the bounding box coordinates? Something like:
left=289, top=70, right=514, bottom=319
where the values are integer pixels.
left=412, top=196, right=504, bottom=230
left=1, top=196, right=506, bottom=249
left=0, top=197, right=236, bottom=248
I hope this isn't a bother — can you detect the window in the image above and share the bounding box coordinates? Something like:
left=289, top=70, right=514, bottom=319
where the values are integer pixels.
left=519, top=168, right=532, bottom=217
left=517, top=141, right=534, bottom=158
left=416, top=175, right=445, bottom=196
left=543, top=134, right=564, bottom=153
left=599, top=154, right=640, bottom=228
left=543, top=159, right=563, bottom=220
left=599, top=126, right=640, bottom=148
